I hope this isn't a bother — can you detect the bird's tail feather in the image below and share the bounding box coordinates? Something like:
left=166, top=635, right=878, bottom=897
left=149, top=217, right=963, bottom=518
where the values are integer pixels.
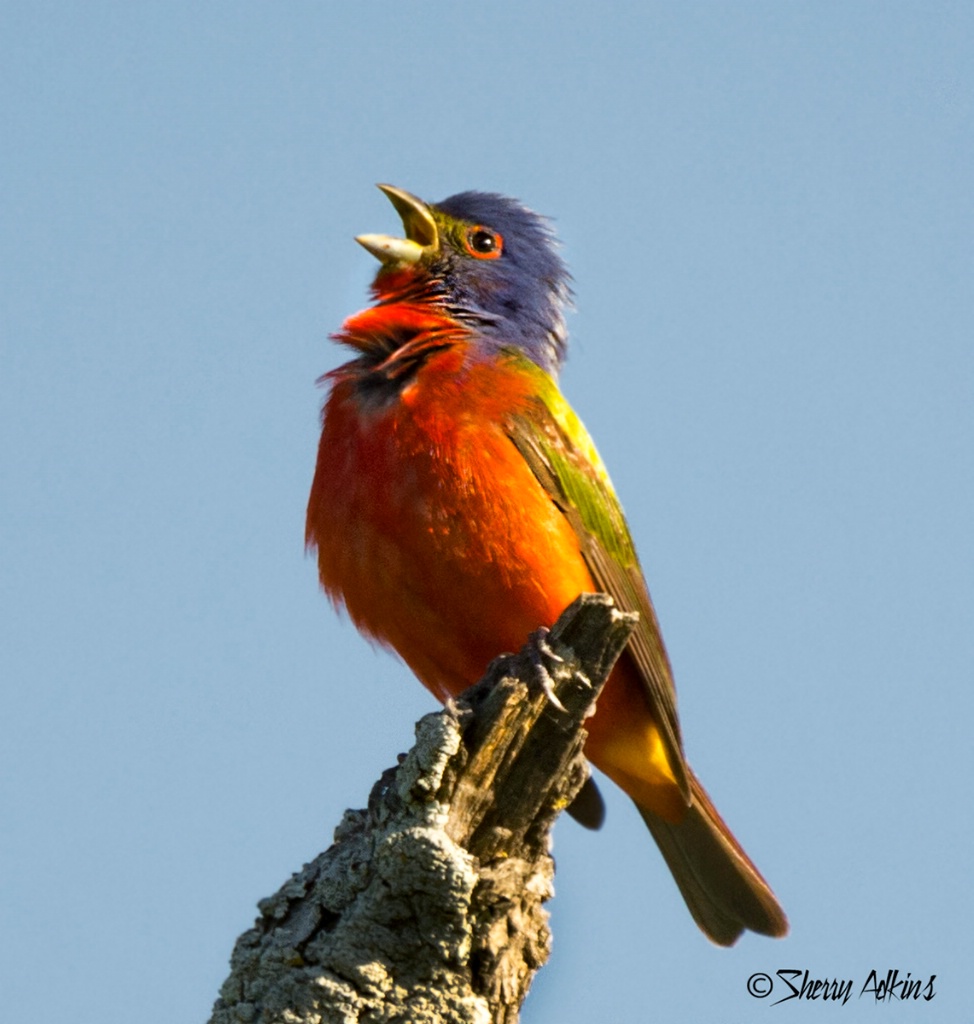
left=638, top=768, right=788, bottom=946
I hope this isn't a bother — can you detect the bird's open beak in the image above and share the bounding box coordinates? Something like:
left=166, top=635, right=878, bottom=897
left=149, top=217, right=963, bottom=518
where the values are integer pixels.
left=356, top=185, right=439, bottom=266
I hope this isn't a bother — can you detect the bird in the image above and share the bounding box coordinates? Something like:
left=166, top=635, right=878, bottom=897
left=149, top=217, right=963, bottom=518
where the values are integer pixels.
left=306, top=184, right=788, bottom=945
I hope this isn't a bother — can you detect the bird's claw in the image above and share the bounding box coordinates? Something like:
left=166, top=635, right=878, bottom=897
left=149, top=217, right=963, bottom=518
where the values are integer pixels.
left=528, top=627, right=568, bottom=713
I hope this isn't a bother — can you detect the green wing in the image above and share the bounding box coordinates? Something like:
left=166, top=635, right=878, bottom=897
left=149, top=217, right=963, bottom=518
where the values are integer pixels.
left=503, top=352, right=690, bottom=799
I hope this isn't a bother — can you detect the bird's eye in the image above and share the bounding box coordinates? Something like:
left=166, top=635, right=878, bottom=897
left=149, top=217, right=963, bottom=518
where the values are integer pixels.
left=464, top=225, right=504, bottom=260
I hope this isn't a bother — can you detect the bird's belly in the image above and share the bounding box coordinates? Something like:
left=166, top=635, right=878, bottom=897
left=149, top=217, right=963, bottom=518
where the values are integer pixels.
left=310, top=391, right=592, bottom=699
left=309, top=381, right=683, bottom=819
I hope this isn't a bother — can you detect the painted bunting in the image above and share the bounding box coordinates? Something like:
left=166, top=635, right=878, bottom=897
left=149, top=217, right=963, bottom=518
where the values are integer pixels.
left=307, top=185, right=787, bottom=945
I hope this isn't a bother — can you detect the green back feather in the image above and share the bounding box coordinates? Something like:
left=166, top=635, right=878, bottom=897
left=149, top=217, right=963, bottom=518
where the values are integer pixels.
left=502, top=350, right=690, bottom=797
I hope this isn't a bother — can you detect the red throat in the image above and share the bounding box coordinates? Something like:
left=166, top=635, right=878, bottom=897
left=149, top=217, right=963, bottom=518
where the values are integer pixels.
left=334, top=300, right=459, bottom=357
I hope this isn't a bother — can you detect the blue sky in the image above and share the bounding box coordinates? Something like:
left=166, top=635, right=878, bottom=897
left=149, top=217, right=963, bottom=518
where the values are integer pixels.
left=2, top=3, right=971, bottom=1021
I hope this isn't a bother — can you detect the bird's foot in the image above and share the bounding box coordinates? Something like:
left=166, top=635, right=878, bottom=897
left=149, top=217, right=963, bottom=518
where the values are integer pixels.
left=527, top=627, right=568, bottom=713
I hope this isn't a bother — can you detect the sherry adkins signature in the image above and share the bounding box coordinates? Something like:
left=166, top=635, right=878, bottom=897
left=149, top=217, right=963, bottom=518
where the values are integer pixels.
left=747, top=968, right=937, bottom=1005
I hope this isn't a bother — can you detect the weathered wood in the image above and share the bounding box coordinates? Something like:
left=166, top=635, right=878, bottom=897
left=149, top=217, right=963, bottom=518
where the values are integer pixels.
left=209, top=594, right=637, bottom=1024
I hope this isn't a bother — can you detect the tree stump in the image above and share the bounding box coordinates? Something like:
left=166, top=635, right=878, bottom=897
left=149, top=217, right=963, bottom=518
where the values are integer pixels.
left=210, top=594, right=637, bottom=1024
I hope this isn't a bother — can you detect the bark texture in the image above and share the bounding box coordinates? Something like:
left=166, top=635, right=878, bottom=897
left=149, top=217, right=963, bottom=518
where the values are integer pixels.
left=210, top=594, right=636, bottom=1024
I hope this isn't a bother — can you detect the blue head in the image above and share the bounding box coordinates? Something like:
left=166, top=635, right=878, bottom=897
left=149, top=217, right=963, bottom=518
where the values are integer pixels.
left=356, top=185, right=572, bottom=376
